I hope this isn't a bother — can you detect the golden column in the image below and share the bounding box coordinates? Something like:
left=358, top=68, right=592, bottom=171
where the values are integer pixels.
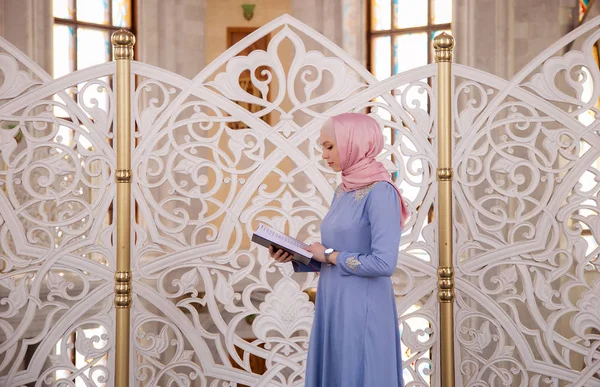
left=433, top=32, right=456, bottom=387
left=112, top=29, right=135, bottom=387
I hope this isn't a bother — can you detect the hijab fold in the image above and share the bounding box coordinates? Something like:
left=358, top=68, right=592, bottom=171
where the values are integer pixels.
left=323, top=113, right=410, bottom=228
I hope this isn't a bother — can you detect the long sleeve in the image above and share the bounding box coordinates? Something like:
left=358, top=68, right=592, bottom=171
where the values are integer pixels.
left=336, top=183, right=402, bottom=277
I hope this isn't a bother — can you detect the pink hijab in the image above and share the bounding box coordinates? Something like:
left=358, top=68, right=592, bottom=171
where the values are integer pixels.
left=322, top=113, right=410, bottom=228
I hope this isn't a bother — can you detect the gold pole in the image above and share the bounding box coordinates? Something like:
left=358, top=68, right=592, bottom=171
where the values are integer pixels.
left=112, top=29, right=135, bottom=387
left=434, top=32, right=455, bottom=387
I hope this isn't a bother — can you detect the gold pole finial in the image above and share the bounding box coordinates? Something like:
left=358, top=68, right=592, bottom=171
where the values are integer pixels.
left=433, top=32, right=454, bottom=63
left=111, top=29, right=135, bottom=60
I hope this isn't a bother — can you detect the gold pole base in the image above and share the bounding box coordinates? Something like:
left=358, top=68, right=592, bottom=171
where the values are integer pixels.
left=115, top=308, right=131, bottom=387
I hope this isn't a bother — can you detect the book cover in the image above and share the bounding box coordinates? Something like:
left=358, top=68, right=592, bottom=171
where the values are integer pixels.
left=251, top=224, right=313, bottom=265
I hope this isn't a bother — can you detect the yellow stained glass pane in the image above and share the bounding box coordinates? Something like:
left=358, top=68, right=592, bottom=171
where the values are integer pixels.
left=371, top=0, right=391, bottom=31
left=394, top=0, right=427, bottom=29
left=76, top=0, right=110, bottom=25
left=53, top=0, right=75, bottom=19
left=112, top=0, right=132, bottom=27
left=433, top=0, right=452, bottom=24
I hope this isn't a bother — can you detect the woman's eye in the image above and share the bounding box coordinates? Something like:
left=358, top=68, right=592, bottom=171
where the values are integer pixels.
left=327, top=146, right=333, bottom=150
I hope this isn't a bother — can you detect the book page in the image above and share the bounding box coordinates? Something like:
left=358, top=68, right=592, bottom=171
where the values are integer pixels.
left=255, top=224, right=311, bottom=254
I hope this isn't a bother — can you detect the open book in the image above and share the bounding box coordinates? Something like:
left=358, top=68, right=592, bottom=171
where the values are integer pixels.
left=251, top=224, right=313, bottom=265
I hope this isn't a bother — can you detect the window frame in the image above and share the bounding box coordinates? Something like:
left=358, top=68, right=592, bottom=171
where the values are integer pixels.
left=53, top=0, right=136, bottom=74
left=367, top=0, right=451, bottom=76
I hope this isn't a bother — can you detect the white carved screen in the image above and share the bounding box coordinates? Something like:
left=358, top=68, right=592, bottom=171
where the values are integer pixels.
left=130, top=16, right=438, bottom=386
left=0, top=39, right=116, bottom=385
left=2, top=12, right=599, bottom=387
left=452, top=18, right=600, bottom=387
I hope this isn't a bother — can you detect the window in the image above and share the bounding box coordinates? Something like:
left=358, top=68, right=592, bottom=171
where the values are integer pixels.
left=368, top=0, right=452, bottom=79
left=53, top=0, right=133, bottom=78
left=580, top=0, right=591, bottom=22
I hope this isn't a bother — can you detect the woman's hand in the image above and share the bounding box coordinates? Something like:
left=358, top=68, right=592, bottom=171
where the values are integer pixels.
left=305, top=242, right=339, bottom=264
left=269, top=245, right=293, bottom=263
left=305, top=242, right=327, bottom=263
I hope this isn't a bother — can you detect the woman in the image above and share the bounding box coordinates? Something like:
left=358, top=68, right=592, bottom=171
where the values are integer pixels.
left=269, top=113, right=409, bottom=387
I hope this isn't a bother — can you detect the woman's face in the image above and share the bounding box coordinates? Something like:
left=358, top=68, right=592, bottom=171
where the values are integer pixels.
left=319, top=131, right=342, bottom=172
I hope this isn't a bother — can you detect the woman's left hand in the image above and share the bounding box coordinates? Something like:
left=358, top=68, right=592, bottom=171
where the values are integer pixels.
left=305, top=242, right=327, bottom=263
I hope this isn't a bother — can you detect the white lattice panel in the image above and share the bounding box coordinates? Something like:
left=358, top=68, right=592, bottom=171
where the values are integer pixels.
left=0, top=38, right=116, bottom=385
left=130, top=16, right=438, bottom=387
left=1, top=12, right=599, bottom=387
left=452, top=19, right=600, bottom=387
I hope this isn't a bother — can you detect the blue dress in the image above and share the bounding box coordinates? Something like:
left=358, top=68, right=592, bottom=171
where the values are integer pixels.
left=294, top=181, right=404, bottom=387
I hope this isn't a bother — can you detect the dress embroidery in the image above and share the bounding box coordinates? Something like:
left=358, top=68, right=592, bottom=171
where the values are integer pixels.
left=346, top=256, right=361, bottom=271
left=353, top=183, right=377, bottom=201
left=334, top=185, right=343, bottom=200
left=334, top=182, right=378, bottom=201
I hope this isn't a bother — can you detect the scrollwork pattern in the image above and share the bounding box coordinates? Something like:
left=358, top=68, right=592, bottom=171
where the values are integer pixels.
left=132, top=16, right=438, bottom=387
left=453, top=19, right=600, bottom=387
left=0, top=40, right=116, bottom=386
left=5, top=12, right=600, bottom=387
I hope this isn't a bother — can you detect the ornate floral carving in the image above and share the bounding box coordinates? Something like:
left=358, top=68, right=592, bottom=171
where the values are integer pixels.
left=452, top=20, right=600, bottom=386
left=131, top=15, right=436, bottom=386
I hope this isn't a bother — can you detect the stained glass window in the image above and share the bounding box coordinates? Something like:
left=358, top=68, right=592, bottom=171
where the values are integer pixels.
left=372, top=0, right=392, bottom=31
left=53, top=0, right=75, bottom=20
left=76, top=0, right=110, bottom=25
left=369, top=0, right=452, bottom=80
left=394, top=0, right=427, bottom=29
left=53, top=0, right=133, bottom=77
left=580, top=0, right=590, bottom=22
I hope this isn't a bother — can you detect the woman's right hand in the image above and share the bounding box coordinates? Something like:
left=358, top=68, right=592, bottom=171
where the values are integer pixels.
left=269, top=245, right=293, bottom=263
